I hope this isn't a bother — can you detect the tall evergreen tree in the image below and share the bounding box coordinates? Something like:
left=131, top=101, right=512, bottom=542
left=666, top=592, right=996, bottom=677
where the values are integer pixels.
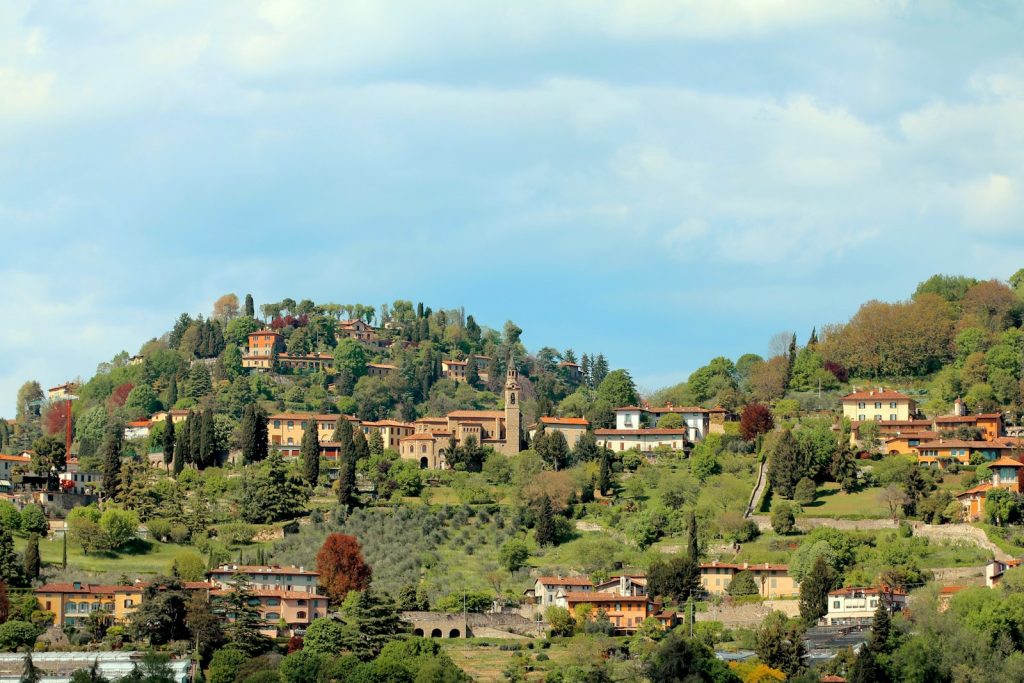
left=592, top=354, right=609, bottom=387
left=352, top=429, right=370, bottom=462
left=535, top=496, right=556, bottom=546
left=301, top=420, right=320, bottom=486
left=189, top=411, right=202, bottom=467
left=101, top=418, right=124, bottom=502
left=598, top=448, right=612, bottom=495
left=341, top=589, right=406, bottom=660
left=172, top=427, right=185, bottom=476
left=767, top=429, right=801, bottom=499
left=799, top=554, right=836, bottom=624
left=334, top=418, right=357, bottom=508
left=0, top=529, right=23, bottom=586
left=368, top=430, right=384, bottom=456
left=466, top=359, right=481, bottom=388
left=199, top=409, right=216, bottom=468
left=23, top=533, right=40, bottom=582
left=849, top=600, right=893, bottom=683
left=240, top=405, right=257, bottom=464
left=786, top=333, right=798, bottom=382
left=580, top=354, right=592, bottom=388
left=162, top=414, right=175, bottom=473
left=167, top=376, right=178, bottom=408
left=687, top=510, right=699, bottom=560
left=254, top=407, right=268, bottom=462
left=219, top=575, right=272, bottom=657
left=244, top=294, right=255, bottom=318
left=807, top=327, right=818, bottom=347
left=20, top=652, right=39, bottom=683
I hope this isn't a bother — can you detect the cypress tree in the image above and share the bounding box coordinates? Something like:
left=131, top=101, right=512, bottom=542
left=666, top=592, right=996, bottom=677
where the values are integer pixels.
left=850, top=601, right=893, bottom=683
left=767, top=429, right=801, bottom=499
left=101, top=418, right=124, bottom=502
left=786, top=333, right=798, bottom=382
left=244, top=294, right=255, bottom=318
left=301, top=419, right=320, bottom=486
left=167, top=375, right=178, bottom=408
left=61, top=533, right=66, bottom=570
left=23, top=533, right=40, bottom=582
left=21, top=652, right=39, bottom=683
left=189, top=411, right=202, bottom=467
left=199, top=409, right=216, bottom=468
left=240, top=405, right=257, bottom=464
left=353, top=429, right=370, bottom=462
left=799, top=554, right=836, bottom=625
left=687, top=510, right=699, bottom=560
left=163, top=414, right=175, bottom=473
left=368, top=431, right=384, bottom=456
left=598, top=448, right=611, bottom=495
left=535, top=496, right=555, bottom=546
left=173, top=427, right=185, bottom=476
left=255, top=407, right=268, bottom=462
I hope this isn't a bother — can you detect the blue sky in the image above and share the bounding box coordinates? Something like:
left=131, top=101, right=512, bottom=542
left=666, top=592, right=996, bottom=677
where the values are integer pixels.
left=1, top=1, right=1024, bottom=415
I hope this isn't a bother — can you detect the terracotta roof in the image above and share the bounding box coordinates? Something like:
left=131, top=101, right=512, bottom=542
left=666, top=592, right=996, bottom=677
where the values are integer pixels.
left=885, top=431, right=937, bottom=442
left=565, top=591, right=649, bottom=603
left=0, top=455, right=31, bottom=463
left=612, top=406, right=645, bottom=412
left=447, top=410, right=505, bottom=419
left=536, top=577, right=593, bottom=587
left=557, top=361, right=580, bottom=368
left=855, top=419, right=931, bottom=427
left=268, top=413, right=355, bottom=422
left=443, top=359, right=468, bottom=366
left=126, top=420, right=150, bottom=428
left=989, top=456, right=1024, bottom=467
left=209, top=564, right=319, bottom=576
left=361, top=420, right=414, bottom=428
left=594, top=429, right=688, bottom=436
left=915, top=439, right=1009, bottom=449
left=539, top=417, right=590, bottom=426
left=935, top=414, right=1002, bottom=422
left=828, top=586, right=906, bottom=597
left=956, top=483, right=993, bottom=497
left=367, top=363, right=397, bottom=370
left=401, top=433, right=439, bottom=442
left=36, top=581, right=211, bottom=594
left=211, top=589, right=323, bottom=599
left=842, top=389, right=913, bottom=401
left=820, top=676, right=846, bottom=683
left=938, top=585, right=968, bottom=595
left=647, top=405, right=708, bottom=414
left=700, top=562, right=789, bottom=572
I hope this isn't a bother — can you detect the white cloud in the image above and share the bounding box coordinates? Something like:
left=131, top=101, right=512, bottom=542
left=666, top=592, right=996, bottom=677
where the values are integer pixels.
left=960, top=173, right=1024, bottom=234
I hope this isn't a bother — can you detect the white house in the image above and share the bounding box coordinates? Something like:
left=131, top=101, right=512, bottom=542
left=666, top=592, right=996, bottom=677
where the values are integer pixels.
left=822, top=587, right=907, bottom=626
left=594, top=428, right=689, bottom=453
left=527, top=576, right=593, bottom=610
left=986, top=558, right=1022, bottom=587
left=123, top=420, right=151, bottom=440
left=612, top=405, right=709, bottom=443
left=528, top=417, right=590, bottom=449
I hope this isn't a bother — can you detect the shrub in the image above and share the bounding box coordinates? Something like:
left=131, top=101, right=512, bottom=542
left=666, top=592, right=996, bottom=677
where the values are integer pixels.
left=20, top=504, right=48, bottom=537
left=793, top=478, right=816, bottom=505
left=169, top=525, right=190, bottom=545
left=219, top=522, right=256, bottom=545
left=771, top=503, right=796, bottom=535
left=0, top=620, right=40, bottom=650
left=499, top=538, right=530, bottom=572
left=146, top=518, right=172, bottom=542
left=0, top=502, right=22, bottom=533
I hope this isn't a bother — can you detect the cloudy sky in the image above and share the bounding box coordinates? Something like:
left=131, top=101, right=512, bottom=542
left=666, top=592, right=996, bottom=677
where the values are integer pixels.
left=1, top=1, right=1023, bottom=414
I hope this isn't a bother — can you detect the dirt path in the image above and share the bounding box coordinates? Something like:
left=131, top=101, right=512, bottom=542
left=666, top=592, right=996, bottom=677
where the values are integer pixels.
left=745, top=460, right=768, bottom=518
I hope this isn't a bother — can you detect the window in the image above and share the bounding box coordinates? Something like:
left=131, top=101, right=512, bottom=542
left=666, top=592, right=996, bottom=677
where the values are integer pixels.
left=833, top=601, right=840, bottom=609
left=890, top=414, right=897, bottom=420
left=858, top=402, right=865, bottom=409
left=288, top=421, right=294, bottom=429
left=870, top=599, right=877, bottom=607
left=266, top=598, right=280, bottom=606
left=624, top=416, right=633, bottom=427
left=890, top=402, right=897, bottom=408
left=858, top=415, right=865, bottom=421
left=125, top=599, right=134, bottom=608
left=265, top=612, right=280, bottom=621
left=297, top=611, right=307, bottom=619
left=274, top=420, right=281, bottom=428
left=874, top=415, right=882, bottom=421
left=874, top=402, right=881, bottom=409
left=66, top=602, right=76, bottom=613
left=46, top=601, right=51, bottom=611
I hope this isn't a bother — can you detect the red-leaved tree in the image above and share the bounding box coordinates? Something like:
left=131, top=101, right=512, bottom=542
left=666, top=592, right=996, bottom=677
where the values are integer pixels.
left=108, top=383, right=134, bottom=410
left=316, top=533, right=372, bottom=604
left=43, top=401, right=72, bottom=436
left=740, top=402, right=774, bottom=442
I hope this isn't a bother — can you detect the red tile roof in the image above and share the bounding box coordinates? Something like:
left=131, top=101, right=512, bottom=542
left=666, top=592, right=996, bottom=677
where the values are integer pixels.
left=447, top=410, right=505, bottom=419
left=989, top=456, right=1024, bottom=467
left=565, top=591, right=649, bottom=603
left=842, top=389, right=913, bottom=401
left=700, top=562, right=789, bottom=572
left=210, top=589, right=323, bottom=599
left=935, top=414, right=1002, bottom=423
left=209, top=564, right=319, bottom=576
left=916, top=439, right=1010, bottom=449
left=539, top=417, right=589, bottom=426
left=956, top=483, right=993, bottom=497
left=594, top=429, right=688, bottom=436
left=362, top=420, right=414, bottom=428
left=536, top=577, right=593, bottom=587
left=828, top=586, right=906, bottom=597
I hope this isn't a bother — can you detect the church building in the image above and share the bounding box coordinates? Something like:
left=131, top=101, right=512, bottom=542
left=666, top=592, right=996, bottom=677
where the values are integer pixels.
left=399, top=360, right=522, bottom=469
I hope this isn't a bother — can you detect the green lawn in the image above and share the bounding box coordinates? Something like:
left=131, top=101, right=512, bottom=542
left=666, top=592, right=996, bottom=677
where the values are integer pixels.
left=796, top=483, right=891, bottom=519
left=18, top=535, right=195, bottom=576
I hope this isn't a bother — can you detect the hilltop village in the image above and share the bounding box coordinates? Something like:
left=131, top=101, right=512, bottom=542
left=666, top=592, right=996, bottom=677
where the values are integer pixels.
left=2, top=273, right=1024, bottom=681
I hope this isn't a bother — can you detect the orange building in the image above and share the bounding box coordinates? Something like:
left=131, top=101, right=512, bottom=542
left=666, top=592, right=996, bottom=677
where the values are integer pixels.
left=957, top=456, right=1024, bottom=520
left=914, top=439, right=1013, bottom=468
left=934, top=413, right=1003, bottom=441
left=528, top=417, right=590, bottom=449
left=242, top=330, right=285, bottom=370
left=565, top=592, right=658, bottom=633
left=884, top=431, right=938, bottom=455
left=35, top=581, right=211, bottom=627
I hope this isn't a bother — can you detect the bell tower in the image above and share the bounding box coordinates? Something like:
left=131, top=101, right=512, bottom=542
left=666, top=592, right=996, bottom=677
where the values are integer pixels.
left=503, top=356, right=522, bottom=455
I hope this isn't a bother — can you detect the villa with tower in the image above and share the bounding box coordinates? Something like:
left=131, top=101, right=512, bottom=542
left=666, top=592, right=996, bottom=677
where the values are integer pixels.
left=399, top=358, right=522, bottom=469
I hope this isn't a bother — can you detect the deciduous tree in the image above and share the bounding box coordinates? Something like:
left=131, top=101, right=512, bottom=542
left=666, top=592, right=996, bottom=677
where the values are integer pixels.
left=740, top=403, right=774, bottom=442
left=316, top=533, right=372, bottom=604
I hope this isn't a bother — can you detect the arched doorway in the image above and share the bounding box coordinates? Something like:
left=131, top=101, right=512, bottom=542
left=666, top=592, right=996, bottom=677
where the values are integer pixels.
left=420, top=457, right=429, bottom=469
left=430, top=628, right=442, bottom=638
left=448, top=629, right=461, bottom=638
left=413, top=628, right=424, bottom=637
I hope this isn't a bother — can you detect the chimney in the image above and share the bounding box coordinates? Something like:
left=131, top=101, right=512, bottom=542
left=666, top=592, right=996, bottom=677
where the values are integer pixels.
left=73, top=581, right=82, bottom=590
left=742, top=562, right=749, bottom=569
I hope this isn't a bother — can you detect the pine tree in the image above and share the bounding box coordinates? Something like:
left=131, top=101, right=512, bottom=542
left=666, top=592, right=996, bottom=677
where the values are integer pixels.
left=301, top=419, right=320, bottom=486
left=535, top=496, right=556, bottom=546
left=341, top=590, right=405, bottom=660
left=0, top=529, right=23, bottom=586
left=592, top=354, right=609, bottom=387
left=20, top=652, right=39, bottom=683
left=101, top=418, right=124, bottom=501
left=767, top=429, right=801, bottom=499
left=23, top=533, right=40, bottom=582
left=849, top=601, right=893, bottom=683
left=807, top=327, right=818, bottom=347
left=220, top=575, right=272, bottom=656
left=799, top=554, right=836, bottom=624
left=580, top=354, right=592, bottom=388
left=162, top=414, right=175, bottom=473
left=244, top=294, right=255, bottom=318
left=199, top=409, right=216, bottom=469
left=598, top=448, right=611, bottom=495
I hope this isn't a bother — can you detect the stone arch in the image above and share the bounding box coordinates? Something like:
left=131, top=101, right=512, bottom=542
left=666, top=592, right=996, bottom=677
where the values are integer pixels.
left=420, top=457, right=429, bottom=469
left=448, top=628, right=461, bottom=638
left=413, top=628, right=424, bottom=637
left=430, top=628, right=442, bottom=638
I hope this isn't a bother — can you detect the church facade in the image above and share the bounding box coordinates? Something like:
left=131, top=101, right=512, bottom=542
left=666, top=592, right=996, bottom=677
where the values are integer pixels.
left=399, top=362, right=522, bottom=469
